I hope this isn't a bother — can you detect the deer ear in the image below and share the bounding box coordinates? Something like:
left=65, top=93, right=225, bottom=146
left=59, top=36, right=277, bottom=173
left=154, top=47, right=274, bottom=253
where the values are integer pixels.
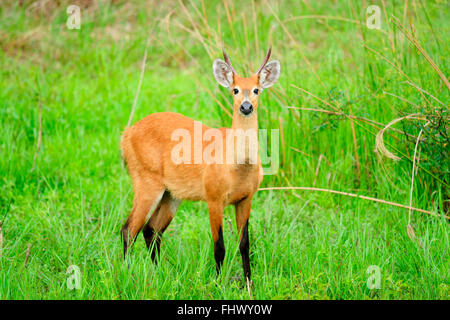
left=258, top=60, right=280, bottom=88
left=213, top=59, right=234, bottom=88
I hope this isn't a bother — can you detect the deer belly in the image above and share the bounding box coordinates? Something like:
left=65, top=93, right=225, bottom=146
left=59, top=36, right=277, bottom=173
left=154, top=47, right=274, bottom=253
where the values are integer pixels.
left=163, top=164, right=205, bottom=201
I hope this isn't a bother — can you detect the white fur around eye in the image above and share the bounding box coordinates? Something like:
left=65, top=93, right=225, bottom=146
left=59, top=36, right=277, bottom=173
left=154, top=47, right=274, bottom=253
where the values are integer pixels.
left=213, top=59, right=234, bottom=88
left=259, top=60, right=281, bottom=88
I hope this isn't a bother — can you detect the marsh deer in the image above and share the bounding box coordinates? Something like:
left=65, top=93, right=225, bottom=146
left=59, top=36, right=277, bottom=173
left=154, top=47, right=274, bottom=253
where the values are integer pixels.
left=120, top=46, right=280, bottom=280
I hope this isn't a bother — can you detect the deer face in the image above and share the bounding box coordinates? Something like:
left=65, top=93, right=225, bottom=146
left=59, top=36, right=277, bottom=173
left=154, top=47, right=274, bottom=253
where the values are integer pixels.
left=213, top=46, right=280, bottom=117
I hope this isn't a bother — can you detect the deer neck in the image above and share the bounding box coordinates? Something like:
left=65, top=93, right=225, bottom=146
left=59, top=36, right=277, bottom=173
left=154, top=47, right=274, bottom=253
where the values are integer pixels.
left=231, top=111, right=258, bottom=131
left=230, top=111, right=259, bottom=167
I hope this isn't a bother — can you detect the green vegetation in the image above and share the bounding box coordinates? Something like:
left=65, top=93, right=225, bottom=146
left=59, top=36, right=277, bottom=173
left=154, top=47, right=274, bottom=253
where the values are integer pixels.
left=0, top=0, right=448, bottom=299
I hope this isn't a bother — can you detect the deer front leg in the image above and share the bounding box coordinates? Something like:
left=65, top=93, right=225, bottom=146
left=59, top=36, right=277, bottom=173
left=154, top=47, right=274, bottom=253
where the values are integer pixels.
left=235, top=197, right=252, bottom=281
left=207, top=201, right=225, bottom=275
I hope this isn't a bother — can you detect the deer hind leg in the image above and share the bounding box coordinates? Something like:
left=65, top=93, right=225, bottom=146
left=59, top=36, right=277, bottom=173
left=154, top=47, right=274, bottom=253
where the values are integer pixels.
left=142, top=191, right=181, bottom=262
left=121, top=178, right=165, bottom=258
left=207, top=201, right=225, bottom=275
left=235, top=197, right=252, bottom=281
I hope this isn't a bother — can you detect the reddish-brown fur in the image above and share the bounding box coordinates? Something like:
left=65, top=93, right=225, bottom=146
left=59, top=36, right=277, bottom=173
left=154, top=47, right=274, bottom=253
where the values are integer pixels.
left=120, top=47, right=279, bottom=280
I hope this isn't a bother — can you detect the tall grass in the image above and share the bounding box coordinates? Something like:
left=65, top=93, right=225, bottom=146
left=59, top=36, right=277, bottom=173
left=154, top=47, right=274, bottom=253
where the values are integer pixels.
left=0, top=0, right=448, bottom=299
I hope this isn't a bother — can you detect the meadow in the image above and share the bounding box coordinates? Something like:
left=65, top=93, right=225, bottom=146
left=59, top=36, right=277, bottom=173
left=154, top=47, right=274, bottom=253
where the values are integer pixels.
left=0, top=0, right=448, bottom=299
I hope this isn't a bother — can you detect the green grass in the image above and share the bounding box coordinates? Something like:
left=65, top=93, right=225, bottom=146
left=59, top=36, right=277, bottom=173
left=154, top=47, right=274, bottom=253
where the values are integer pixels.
left=0, top=0, right=449, bottom=299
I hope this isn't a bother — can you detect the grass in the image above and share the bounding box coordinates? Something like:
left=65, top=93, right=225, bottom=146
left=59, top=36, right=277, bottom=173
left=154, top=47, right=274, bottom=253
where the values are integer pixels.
left=0, top=0, right=449, bottom=299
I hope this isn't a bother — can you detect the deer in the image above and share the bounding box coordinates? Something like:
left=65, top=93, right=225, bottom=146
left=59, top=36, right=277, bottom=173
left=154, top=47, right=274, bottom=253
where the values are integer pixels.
left=120, top=46, right=280, bottom=281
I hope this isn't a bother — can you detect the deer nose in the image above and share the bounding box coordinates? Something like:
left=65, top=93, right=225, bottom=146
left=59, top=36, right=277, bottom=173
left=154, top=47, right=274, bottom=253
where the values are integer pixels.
left=240, top=101, right=253, bottom=115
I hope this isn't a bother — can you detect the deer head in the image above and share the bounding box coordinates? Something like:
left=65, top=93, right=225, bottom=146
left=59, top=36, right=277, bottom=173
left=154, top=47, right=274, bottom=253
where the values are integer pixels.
left=213, top=46, right=281, bottom=117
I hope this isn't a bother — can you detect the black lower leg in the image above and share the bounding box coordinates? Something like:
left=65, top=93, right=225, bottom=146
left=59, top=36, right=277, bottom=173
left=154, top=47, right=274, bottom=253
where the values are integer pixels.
left=121, top=220, right=142, bottom=259
left=142, top=224, right=161, bottom=262
left=121, top=221, right=130, bottom=258
left=214, top=226, right=225, bottom=275
left=239, top=221, right=251, bottom=280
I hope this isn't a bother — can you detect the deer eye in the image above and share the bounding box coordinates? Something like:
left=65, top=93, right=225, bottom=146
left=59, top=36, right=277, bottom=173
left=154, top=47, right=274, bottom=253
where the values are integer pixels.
left=233, top=88, right=239, bottom=95
left=253, top=88, right=259, bottom=95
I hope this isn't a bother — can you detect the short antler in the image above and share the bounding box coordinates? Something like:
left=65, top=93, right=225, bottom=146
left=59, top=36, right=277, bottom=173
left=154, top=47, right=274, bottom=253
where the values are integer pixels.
left=256, top=46, right=272, bottom=74
left=222, top=44, right=237, bottom=74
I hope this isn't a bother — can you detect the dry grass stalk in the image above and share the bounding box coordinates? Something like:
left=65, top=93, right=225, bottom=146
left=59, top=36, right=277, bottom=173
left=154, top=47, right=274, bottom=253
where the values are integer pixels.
left=173, top=21, right=213, bottom=56
left=406, top=123, right=428, bottom=247
left=375, top=114, right=421, bottom=161
left=178, top=0, right=213, bottom=59
left=288, top=106, right=417, bottom=140
left=22, top=243, right=31, bottom=271
left=246, top=277, right=253, bottom=299
left=391, top=15, right=450, bottom=90
left=280, top=172, right=305, bottom=201
left=258, top=186, right=447, bottom=220
left=251, top=0, right=259, bottom=56
left=156, top=37, right=232, bottom=118
left=313, top=154, right=324, bottom=187
left=381, top=0, right=398, bottom=63
left=383, top=91, right=421, bottom=109
left=348, top=103, right=361, bottom=178
left=283, top=15, right=363, bottom=26
left=127, top=34, right=152, bottom=128
left=265, top=0, right=327, bottom=90
left=290, top=85, right=342, bottom=114
left=271, top=88, right=289, bottom=106
left=174, top=0, right=217, bottom=58
left=404, top=81, right=445, bottom=106
left=363, top=44, right=431, bottom=105
left=290, top=147, right=311, bottom=158
left=222, top=0, right=236, bottom=43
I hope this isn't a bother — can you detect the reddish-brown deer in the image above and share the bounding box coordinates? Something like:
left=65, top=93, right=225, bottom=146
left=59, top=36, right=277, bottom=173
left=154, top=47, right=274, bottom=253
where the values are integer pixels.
left=120, top=46, right=280, bottom=281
